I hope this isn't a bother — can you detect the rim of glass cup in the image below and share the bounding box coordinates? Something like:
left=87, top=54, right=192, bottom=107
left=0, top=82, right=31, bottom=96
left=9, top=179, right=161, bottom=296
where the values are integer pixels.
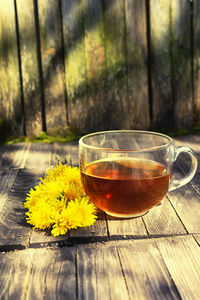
left=79, top=130, right=174, bottom=152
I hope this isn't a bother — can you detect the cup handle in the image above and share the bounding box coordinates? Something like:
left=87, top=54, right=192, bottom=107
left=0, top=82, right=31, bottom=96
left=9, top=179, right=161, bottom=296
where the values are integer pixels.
left=169, top=146, right=198, bottom=192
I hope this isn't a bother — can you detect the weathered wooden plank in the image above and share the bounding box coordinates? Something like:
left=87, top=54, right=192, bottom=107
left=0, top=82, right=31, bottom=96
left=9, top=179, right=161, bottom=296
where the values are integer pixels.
left=0, top=247, right=77, bottom=300
left=194, top=0, right=200, bottom=125
left=0, top=143, right=30, bottom=169
left=30, top=230, right=70, bottom=246
left=77, top=242, right=130, bottom=299
left=117, top=239, right=179, bottom=299
left=0, top=169, right=19, bottom=214
left=51, top=141, right=79, bottom=167
left=171, top=0, right=193, bottom=130
left=16, top=0, right=43, bottom=136
left=61, top=0, right=88, bottom=132
left=151, top=0, right=193, bottom=131
left=167, top=182, right=200, bottom=234
left=25, top=247, right=76, bottom=300
left=143, top=196, right=186, bottom=236
left=0, top=0, right=23, bottom=136
left=125, top=0, right=150, bottom=129
left=102, top=0, right=128, bottom=130
left=1, top=237, right=200, bottom=300
left=0, top=168, right=43, bottom=247
left=38, top=0, right=67, bottom=132
left=0, top=250, right=33, bottom=299
left=0, top=144, right=13, bottom=166
left=150, top=0, right=173, bottom=131
left=82, top=0, right=106, bottom=131
left=24, top=143, right=51, bottom=170
left=156, top=235, right=200, bottom=299
left=106, top=214, right=147, bottom=238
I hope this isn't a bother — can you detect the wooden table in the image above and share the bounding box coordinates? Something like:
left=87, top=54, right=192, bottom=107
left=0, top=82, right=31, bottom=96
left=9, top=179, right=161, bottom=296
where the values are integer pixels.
left=0, top=135, right=200, bottom=299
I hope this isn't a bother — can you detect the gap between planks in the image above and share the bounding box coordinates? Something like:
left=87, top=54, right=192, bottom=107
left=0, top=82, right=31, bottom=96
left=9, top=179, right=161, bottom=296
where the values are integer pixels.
left=1, top=235, right=200, bottom=300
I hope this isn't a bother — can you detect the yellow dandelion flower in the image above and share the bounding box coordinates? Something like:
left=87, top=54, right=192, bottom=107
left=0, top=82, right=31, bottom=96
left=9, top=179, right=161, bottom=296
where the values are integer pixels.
left=63, top=182, right=85, bottom=201
left=24, top=163, right=97, bottom=236
left=51, top=204, right=82, bottom=236
left=45, top=163, right=81, bottom=186
left=26, top=201, right=53, bottom=230
left=51, top=195, right=67, bottom=213
left=77, top=197, right=97, bottom=227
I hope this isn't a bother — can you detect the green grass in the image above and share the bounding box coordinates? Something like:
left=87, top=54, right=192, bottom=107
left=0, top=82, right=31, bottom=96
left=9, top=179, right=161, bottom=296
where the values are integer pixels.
left=1, top=124, right=200, bottom=145
left=162, top=126, right=200, bottom=138
left=4, top=128, right=81, bottom=145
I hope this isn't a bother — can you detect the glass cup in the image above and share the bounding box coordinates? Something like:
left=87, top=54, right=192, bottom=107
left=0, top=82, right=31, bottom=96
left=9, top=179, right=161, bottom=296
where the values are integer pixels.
left=79, top=130, right=198, bottom=218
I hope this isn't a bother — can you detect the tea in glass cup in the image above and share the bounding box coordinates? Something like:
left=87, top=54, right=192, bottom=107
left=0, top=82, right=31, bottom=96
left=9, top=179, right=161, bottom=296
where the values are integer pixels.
left=79, top=130, right=198, bottom=218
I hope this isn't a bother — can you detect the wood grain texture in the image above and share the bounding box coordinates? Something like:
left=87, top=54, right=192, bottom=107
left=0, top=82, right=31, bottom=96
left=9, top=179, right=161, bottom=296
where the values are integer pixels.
left=0, top=145, right=15, bottom=167
left=0, top=247, right=76, bottom=300
left=0, top=143, right=30, bottom=169
left=171, top=0, right=193, bottom=130
left=30, top=230, right=70, bottom=246
left=16, top=0, right=43, bottom=136
left=151, top=0, right=193, bottom=131
left=38, top=0, right=67, bottom=132
left=167, top=182, right=200, bottom=234
left=0, top=0, right=23, bottom=136
left=143, top=196, right=186, bottom=236
left=0, top=169, right=18, bottom=214
left=0, top=168, right=43, bottom=247
left=25, top=247, right=76, bottom=300
left=61, top=0, right=88, bottom=132
left=51, top=141, right=79, bottom=167
left=150, top=0, right=173, bottom=131
left=156, top=235, right=200, bottom=299
left=24, top=143, right=51, bottom=170
left=0, top=249, right=32, bottom=299
left=125, top=0, right=150, bottom=129
left=77, top=242, right=130, bottom=299
left=1, top=237, right=200, bottom=300
left=194, top=0, right=200, bottom=124
left=107, top=214, right=147, bottom=238
left=82, top=0, right=106, bottom=131
left=102, top=0, right=128, bottom=130
left=117, top=239, right=179, bottom=299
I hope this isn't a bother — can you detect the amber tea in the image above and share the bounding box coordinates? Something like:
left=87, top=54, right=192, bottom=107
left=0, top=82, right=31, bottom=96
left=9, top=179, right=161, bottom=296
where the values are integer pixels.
left=81, top=158, right=170, bottom=217
left=79, top=130, right=197, bottom=218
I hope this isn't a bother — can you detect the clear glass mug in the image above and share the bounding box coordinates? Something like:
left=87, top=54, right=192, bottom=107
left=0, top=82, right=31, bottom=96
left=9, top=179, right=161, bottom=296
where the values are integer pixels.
left=79, top=130, right=198, bottom=218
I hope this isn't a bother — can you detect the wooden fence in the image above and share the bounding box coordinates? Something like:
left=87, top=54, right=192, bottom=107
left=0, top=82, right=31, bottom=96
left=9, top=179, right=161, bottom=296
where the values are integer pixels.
left=0, top=0, right=200, bottom=137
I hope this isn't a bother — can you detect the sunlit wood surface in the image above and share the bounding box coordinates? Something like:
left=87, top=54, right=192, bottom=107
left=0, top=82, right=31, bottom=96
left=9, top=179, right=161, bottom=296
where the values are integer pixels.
left=0, top=135, right=200, bottom=299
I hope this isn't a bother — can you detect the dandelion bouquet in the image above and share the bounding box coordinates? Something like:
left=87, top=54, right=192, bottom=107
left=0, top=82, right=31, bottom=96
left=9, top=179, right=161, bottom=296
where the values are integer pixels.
left=24, top=163, right=97, bottom=236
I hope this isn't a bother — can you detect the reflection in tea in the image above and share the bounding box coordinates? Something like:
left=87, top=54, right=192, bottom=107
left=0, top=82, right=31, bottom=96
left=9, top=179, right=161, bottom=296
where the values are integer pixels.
left=81, top=158, right=170, bottom=217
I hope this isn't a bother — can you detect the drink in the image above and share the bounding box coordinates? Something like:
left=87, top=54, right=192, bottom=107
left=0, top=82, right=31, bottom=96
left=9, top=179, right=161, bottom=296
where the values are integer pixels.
left=80, top=158, right=170, bottom=217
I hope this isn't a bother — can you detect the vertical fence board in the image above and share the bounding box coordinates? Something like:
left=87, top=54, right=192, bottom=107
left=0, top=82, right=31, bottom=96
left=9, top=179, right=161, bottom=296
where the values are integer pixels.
left=16, top=0, right=42, bottom=136
left=150, top=0, right=173, bottom=131
left=0, top=0, right=22, bottom=135
left=194, top=0, right=200, bottom=125
left=82, top=0, right=107, bottom=131
left=102, top=0, right=128, bottom=129
left=38, top=0, right=67, bottom=133
left=125, top=0, right=150, bottom=129
left=61, top=0, right=88, bottom=133
left=171, top=0, right=193, bottom=130
left=0, top=1, right=199, bottom=135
